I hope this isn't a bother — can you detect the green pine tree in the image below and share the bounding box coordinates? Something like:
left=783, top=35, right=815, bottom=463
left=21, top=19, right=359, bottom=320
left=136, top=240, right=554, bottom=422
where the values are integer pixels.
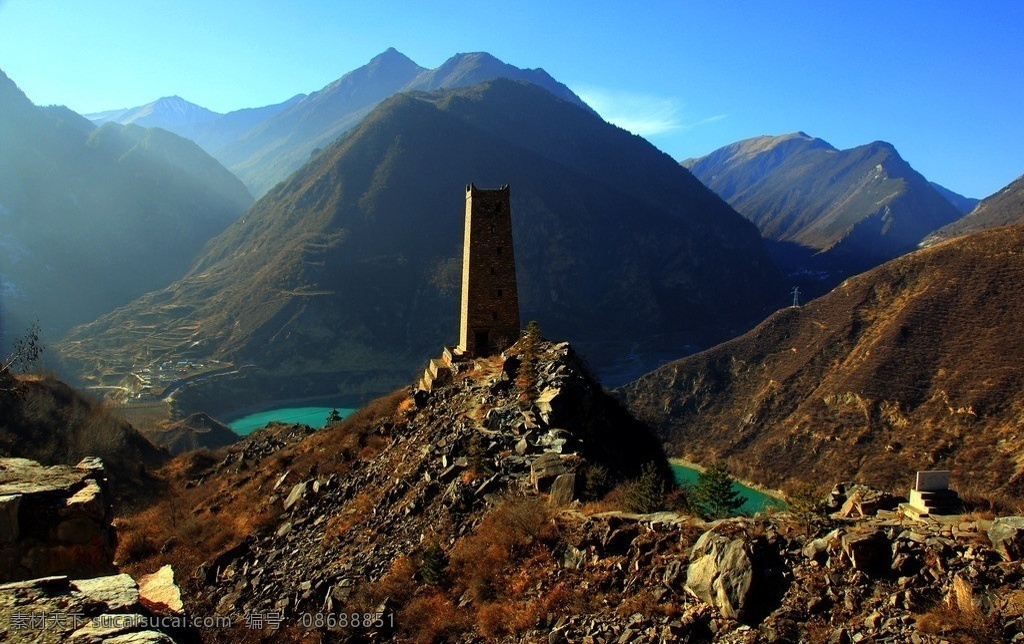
left=419, top=543, right=448, bottom=586
left=694, top=460, right=744, bottom=519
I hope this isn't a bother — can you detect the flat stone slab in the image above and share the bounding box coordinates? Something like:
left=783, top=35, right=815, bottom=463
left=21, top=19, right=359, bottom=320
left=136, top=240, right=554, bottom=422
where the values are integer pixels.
left=72, top=573, right=140, bottom=611
left=914, top=470, right=951, bottom=492
left=0, top=458, right=96, bottom=496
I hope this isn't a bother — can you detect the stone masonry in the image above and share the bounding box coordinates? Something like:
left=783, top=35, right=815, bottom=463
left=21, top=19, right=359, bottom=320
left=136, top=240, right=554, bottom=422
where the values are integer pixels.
left=458, top=183, right=521, bottom=357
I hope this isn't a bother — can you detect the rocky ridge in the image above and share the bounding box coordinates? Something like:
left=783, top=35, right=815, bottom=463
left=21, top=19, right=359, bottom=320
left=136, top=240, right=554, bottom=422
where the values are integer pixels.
left=922, top=174, right=1024, bottom=247
left=174, top=340, right=669, bottom=637
left=682, top=132, right=963, bottom=276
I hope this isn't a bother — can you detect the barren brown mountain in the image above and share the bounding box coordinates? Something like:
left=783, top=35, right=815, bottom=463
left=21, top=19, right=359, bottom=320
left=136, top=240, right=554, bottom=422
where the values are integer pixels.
left=922, top=172, right=1024, bottom=246
left=620, top=224, right=1024, bottom=504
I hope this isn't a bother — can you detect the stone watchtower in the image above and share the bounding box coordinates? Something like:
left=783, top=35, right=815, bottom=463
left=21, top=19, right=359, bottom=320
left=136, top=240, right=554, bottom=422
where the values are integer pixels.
left=459, top=184, right=521, bottom=356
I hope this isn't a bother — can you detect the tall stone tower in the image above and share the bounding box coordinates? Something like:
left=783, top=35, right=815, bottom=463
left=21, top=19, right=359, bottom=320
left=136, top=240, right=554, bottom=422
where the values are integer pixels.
left=459, top=183, right=521, bottom=356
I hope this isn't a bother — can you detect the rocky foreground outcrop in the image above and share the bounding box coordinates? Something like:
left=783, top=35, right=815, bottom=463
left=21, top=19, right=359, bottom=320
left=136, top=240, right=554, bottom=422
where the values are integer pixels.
left=0, top=458, right=188, bottom=643
left=0, top=572, right=188, bottom=643
left=0, top=457, right=116, bottom=583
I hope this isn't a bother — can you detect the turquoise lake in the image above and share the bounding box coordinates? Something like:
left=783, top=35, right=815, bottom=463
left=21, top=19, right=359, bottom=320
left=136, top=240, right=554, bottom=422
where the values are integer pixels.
left=671, top=463, right=785, bottom=515
left=227, top=405, right=355, bottom=436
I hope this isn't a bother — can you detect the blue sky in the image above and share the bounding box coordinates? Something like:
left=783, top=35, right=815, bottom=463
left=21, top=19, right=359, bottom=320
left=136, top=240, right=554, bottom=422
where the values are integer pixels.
left=1, top=0, right=1021, bottom=198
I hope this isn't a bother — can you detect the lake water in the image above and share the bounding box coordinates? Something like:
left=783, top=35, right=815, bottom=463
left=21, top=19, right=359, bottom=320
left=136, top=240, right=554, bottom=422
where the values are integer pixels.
left=227, top=405, right=355, bottom=436
left=671, top=463, right=786, bottom=515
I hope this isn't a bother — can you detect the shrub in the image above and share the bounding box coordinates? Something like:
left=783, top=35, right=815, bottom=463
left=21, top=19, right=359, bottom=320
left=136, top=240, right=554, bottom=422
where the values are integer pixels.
left=665, top=483, right=694, bottom=514
left=358, top=555, right=418, bottom=610
left=787, top=482, right=828, bottom=532
left=624, top=462, right=667, bottom=514
left=515, top=321, right=542, bottom=400
left=449, top=496, right=556, bottom=601
left=581, top=463, right=612, bottom=501
left=397, top=590, right=469, bottom=643
left=917, top=602, right=1002, bottom=642
left=118, top=530, right=158, bottom=563
left=464, top=433, right=489, bottom=476
left=476, top=601, right=537, bottom=639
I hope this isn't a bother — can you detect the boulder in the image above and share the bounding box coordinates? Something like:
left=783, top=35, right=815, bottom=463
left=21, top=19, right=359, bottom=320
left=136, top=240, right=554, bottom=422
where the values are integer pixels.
left=988, top=516, right=1024, bottom=561
left=841, top=530, right=891, bottom=574
left=531, top=453, right=566, bottom=491
left=0, top=495, right=20, bottom=543
left=0, top=457, right=116, bottom=583
left=283, top=481, right=307, bottom=511
left=549, top=473, right=576, bottom=506
left=802, top=528, right=842, bottom=564
left=837, top=485, right=898, bottom=517
left=685, top=530, right=754, bottom=619
left=139, top=564, right=184, bottom=614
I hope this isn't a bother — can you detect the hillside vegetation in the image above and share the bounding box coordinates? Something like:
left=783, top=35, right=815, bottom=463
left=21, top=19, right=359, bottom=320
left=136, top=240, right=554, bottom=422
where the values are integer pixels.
left=0, top=372, right=168, bottom=505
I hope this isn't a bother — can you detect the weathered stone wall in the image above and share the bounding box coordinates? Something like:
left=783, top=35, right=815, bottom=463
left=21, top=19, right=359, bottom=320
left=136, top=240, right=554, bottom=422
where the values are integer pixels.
left=459, top=183, right=521, bottom=356
left=0, top=457, right=116, bottom=583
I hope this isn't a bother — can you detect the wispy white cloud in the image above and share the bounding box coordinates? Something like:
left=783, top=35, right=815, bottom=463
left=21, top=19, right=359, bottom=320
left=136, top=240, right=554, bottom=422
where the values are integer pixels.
left=573, top=86, right=725, bottom=137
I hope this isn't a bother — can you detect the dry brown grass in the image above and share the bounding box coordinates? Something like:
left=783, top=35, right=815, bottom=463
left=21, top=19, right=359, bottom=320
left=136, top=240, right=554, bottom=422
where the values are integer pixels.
left=396, top=590, right=471, bottom=644
left=621, top=225, right=1024, bottom=502
left=115, top=389, right=408, bottom=580
left=537, top=581, right=589, bottom=617
left=476, top=601, right=538, bottom=639
left=916, top=603, right=1003, bottom=643
left=449, top=495, right=558, bottom=602
left=321, top=492, right=375, bottom=543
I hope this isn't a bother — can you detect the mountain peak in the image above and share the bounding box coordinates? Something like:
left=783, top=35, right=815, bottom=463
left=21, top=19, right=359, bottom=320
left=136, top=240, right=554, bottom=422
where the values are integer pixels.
left=685, top=132, right=962, bottom=269
left=367, top=47, right=418, bottom=68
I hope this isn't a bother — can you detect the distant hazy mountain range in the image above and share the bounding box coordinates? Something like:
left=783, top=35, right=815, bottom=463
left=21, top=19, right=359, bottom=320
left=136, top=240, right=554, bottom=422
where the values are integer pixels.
left=88, top=48, right=593, bottom=197
left=0, top=69, right=252, bottom=345
left=87, top=94, right=307, bottom=155
left=60, top=79, right=782, bottom=412
left=620, top=207, right=1024, bottom=504
left=921, top=173, right=1024, bottom=247
left=928, top=181, right=980, bottom=214
left=683, top=132, right=967, bottom=273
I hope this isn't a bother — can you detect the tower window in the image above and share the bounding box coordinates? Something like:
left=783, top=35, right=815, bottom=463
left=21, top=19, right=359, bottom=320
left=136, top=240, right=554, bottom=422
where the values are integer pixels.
left=496, top=246, right=503, bottom=255
left=496, top=289, right=503, bottom=298
left=490, top=224, right=496, bottom=233
left=490, top=267, right=496, bottom=275
left=492, top=311, right=498, bottom=321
